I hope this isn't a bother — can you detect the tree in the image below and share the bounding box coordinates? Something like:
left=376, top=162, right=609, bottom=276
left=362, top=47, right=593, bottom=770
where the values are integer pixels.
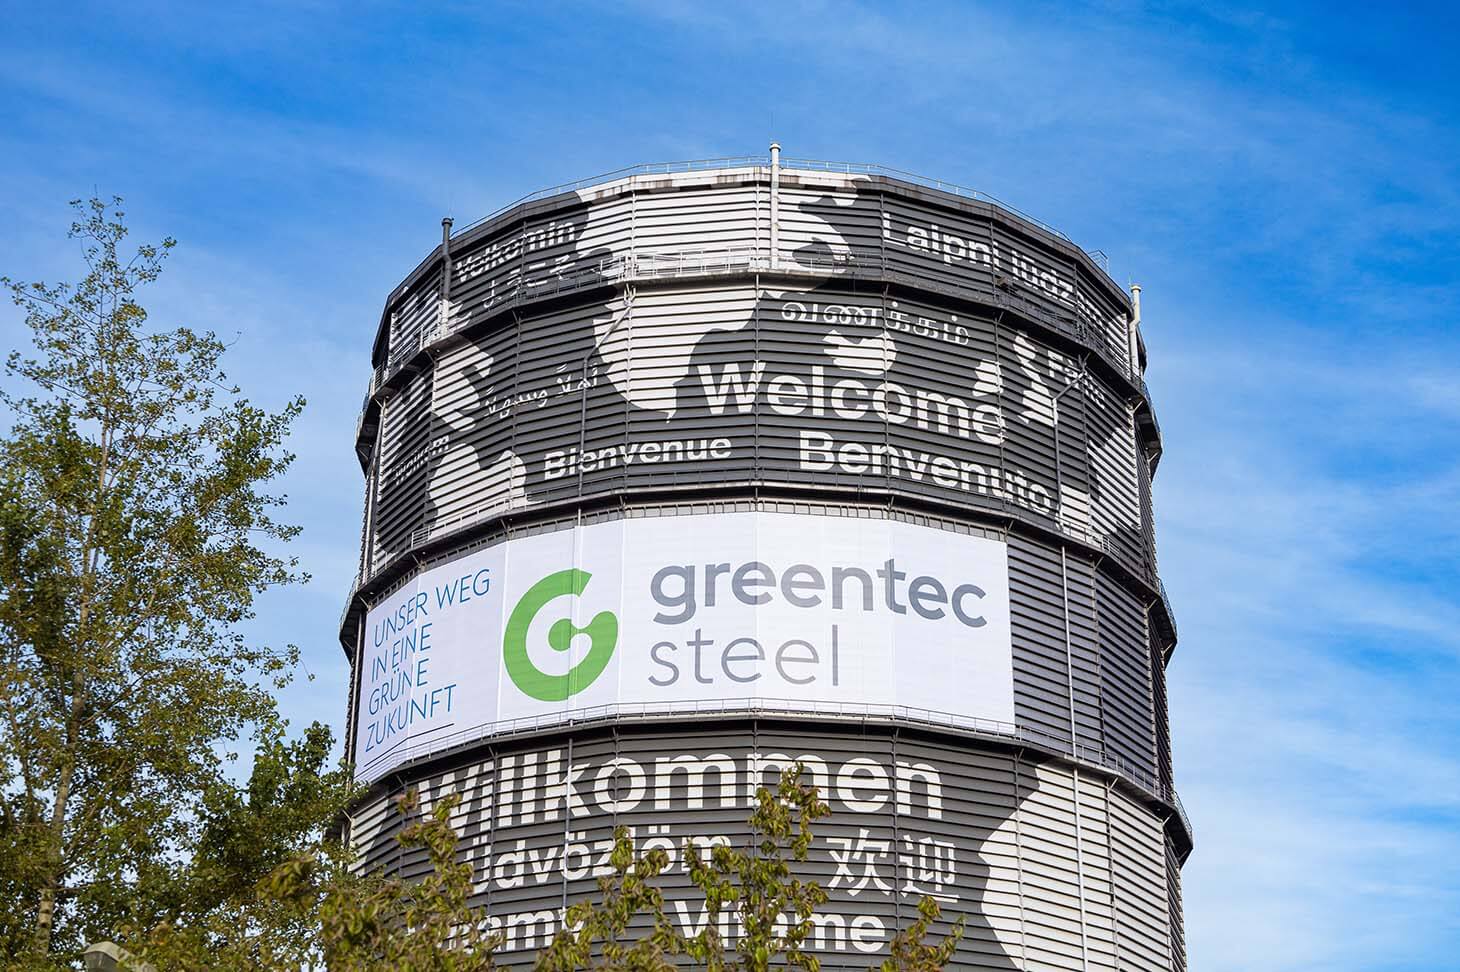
left=135, top=789, right=498, bottom=971
left=877, top=896, right=964, bottom=972
left=673, top=767, right=832, bottom=971
left=262, top=790, right=503, bottom=971
left=0, top=196, right=328, bottom=964
left=119, top=719, right=357, bottom=970
left=535, top=827, right=677, bottom=971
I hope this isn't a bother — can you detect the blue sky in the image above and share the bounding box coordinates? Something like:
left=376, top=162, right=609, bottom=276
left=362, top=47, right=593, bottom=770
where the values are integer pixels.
left=2, top=2, right=1457, bottom=968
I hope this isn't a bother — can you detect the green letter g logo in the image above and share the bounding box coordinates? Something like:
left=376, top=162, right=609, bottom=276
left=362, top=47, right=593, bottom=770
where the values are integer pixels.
left=504, top=569, right=618, bottom=701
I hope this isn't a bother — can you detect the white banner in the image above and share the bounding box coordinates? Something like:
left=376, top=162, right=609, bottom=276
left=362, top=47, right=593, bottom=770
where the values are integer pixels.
left=354, top=513, right=1014, bottom=782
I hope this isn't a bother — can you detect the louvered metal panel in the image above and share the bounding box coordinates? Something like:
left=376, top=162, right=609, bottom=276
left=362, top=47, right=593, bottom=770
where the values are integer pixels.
left=1096, top=570, right=1158, bottom=781
left=1109, top=793, right=1171, bottom=972
left=372, top=370, right=433, bottom=564
left=369, top=285, right=1160, bottom=580
left=1166, top=835, right=1187, bottom=971
left=1008, top=535, right=1075, bottom=743
left=386, top=280, right=441, bottom=373
left=1065, top=551, right=1106, bottom=753
left=1085, top=371, right=1146, bottom=571
left=346, top=725, right=1175, bottom=970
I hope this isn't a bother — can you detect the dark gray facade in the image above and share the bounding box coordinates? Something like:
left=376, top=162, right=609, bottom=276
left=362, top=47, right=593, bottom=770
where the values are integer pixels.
left=341, top=155, right=1187, bottom=970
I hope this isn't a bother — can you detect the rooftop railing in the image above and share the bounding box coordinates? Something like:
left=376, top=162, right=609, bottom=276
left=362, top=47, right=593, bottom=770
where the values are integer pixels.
left=450, top=156, right=769, bottom=237
left=369, top=243, right=1136, bottom=402
left=444, top=154, right=1100, bottom=262
left=354, top=695, right=1191, bottom=843
left=780, top=156, right=1074, bottom=244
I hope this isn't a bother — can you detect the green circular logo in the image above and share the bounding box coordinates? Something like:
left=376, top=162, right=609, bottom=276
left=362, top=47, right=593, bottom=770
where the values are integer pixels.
left=503, top=569, right=618, bottom=701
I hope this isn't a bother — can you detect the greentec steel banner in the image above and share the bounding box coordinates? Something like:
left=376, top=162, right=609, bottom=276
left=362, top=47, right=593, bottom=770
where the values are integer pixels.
left=355, top=511, right=1014, bottom=782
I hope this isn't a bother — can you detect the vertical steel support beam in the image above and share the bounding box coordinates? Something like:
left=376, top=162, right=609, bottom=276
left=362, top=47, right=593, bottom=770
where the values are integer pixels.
left=1072, top=768, right=1092, bottom=970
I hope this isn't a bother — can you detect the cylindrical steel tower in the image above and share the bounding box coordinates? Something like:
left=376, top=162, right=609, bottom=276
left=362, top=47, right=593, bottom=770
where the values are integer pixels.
left=340, top=152, right=1188, bottom=970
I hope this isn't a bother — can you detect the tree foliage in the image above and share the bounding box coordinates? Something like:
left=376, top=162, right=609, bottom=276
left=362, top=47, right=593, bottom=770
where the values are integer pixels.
left=0, top=197, right=331, bottom=965
left=120, top=723, right=357, bottom=969
left=673, top=767, right=831, bottom=971
left=877, top=896, right=963, bottom=972
left=536, top=827, right=676, bottom=971
left=129, top=787, right=500, bottom=971
left=537, top=766, right=963, bottom=971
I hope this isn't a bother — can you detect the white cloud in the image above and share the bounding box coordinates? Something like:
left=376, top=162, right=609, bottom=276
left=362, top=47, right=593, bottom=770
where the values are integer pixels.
left=1156, top=328, right=1460, bottom=968
left=3, top=3, right=1457, bottom=966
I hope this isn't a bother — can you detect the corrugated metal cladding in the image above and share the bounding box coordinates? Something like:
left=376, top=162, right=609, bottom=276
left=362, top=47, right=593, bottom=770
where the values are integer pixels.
left=348, top=724, right=1181, bottom=970
left=342, top=161, right=1187, bottom=968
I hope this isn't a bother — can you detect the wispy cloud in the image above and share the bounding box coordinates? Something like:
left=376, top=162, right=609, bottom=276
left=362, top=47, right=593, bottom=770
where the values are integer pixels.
left=1154, top=326, right=1460, bottom=966
left=1, top=3, right=1455, bottom=968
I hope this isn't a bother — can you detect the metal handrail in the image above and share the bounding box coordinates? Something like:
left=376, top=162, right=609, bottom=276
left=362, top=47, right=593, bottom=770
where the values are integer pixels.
left=780, top=157, right=1073, bottom=243
left=366, top=244, right=1136, bottom=402
left=1155, top=577, right=1179, bottom=644
left=355, top=696, right=1190, bottom=839
left=1172, top=790, right=1194, bottom=843
left=338, top=570, right=363, bottom=633
left=450, top=157, right=770, bottom=237
left=445, top=155, right=1090, bottom=254
left=367, top=479, right=1115, bottom=590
